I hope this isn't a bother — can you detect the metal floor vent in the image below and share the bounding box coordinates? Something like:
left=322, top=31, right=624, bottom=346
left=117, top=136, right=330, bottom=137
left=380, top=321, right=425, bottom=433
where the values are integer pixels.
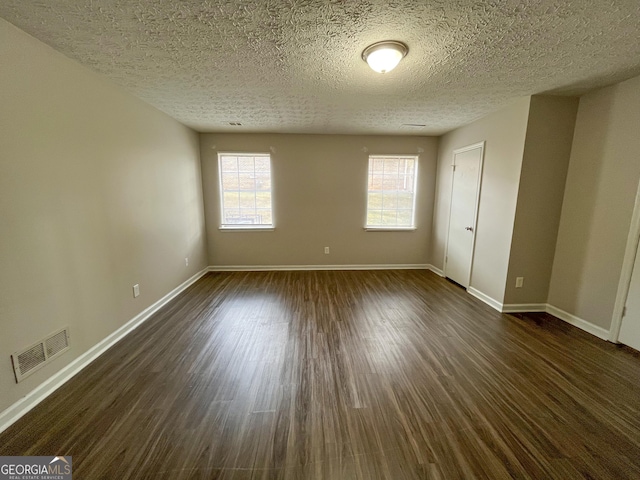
left=11, top=327, right=70, bottom=383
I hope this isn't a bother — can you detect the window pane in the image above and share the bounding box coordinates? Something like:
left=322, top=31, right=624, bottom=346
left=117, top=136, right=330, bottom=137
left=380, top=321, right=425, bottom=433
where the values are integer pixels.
left=367, top=209, right=383, bottom=226
left=255, top=172, right=271, bottom=190
left=397, top=210, right=413, bottom=226
left=221, top=156, right=237, bottom=172
left=222, top=174, right=239, bottom=190
left=382, top=176, right=398, bottom=191
left=367, top=192, right=382, bottom=209
left=255, top=157, right=270, bottom=172
left=256, top=208, right=272, bottom=225
left=256, top=191, right=271, bottom=209
left=385, top=157, right=399, bottom=172
left=371, top=158, right=385, bottom=174
left=239, top=191, right=256, bottom=209
left=398, top=192, right=413, bottom=209
left=369, top=174, right=384, bottom=190
left=238, top=157, right=254, bottom=172
left=223, top=192, right=239, bottom=210
left=382, top=192, right=398, bottom=210
left=219, top=154, right=273, bottom=227
left=381, top=211, right=398, bottom=225
left=238, top=172, right=255, bottom=191
left=224, top=209, right=241, bottom=224
left=365, top=155, right=418, bottom=228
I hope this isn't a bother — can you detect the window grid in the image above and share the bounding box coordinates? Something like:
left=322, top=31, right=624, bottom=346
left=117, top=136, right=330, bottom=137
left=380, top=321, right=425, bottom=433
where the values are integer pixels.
left=219, top=153, right=273, bottom=227
left=366, top=155, right=418, bottom=228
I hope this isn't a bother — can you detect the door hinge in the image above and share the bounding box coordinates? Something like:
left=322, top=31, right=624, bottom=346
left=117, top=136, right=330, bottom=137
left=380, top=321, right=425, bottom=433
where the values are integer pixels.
left=622, top=306, right=627, bottom=317
left=451, top=164, right=456, bottom=171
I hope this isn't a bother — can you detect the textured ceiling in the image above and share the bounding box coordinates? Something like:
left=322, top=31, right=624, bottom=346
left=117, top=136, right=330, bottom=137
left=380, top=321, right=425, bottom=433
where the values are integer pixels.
left=2, top=1, right=640, bottom=135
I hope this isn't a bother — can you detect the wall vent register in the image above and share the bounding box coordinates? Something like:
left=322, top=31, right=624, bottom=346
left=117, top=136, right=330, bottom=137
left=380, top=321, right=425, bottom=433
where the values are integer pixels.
left=11, top=327, right=70, bottom=383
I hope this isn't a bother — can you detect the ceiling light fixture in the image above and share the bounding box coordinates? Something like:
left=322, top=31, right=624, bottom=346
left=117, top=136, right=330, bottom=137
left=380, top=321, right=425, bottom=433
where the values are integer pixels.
left=362, top=40, right=408, bottom=74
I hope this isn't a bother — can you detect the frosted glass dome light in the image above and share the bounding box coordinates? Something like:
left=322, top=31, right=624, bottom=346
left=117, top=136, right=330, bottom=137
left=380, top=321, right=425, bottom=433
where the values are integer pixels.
left=362, top=41, right=408, bottom=74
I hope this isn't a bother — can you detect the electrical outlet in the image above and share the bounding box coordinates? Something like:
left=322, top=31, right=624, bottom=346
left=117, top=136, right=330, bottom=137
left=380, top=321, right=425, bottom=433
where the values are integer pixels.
left=133, top=284, right=140, bottom=298
left=324, top=247, right=330, bottom=254
left=515, top=277, right=524, bottom=288
left=185, top=257, right=189, bottom=266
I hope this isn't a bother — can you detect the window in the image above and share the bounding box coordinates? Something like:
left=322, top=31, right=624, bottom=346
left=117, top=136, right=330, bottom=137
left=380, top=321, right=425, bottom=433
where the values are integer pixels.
left=366, top=155, right=418, bottom=229
left=218, top=153, right=273, bottom=228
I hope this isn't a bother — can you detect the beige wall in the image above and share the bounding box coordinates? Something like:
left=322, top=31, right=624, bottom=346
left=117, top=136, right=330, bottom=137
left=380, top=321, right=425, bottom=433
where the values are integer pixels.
left=0, top=20, right=207, bottom=412
left=432, top=97, right=531, bottom=303
left=548, top=74, right=640, bottom=329
left=201, top=134, right=438, bottom=266
left=504, top=96, right=579, bottom=305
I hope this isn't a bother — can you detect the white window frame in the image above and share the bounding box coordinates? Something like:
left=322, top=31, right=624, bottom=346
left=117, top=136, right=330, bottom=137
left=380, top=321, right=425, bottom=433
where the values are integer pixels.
left=218, top=152, right=274, bottom=230
left=365, top=154, right=418, bottom=231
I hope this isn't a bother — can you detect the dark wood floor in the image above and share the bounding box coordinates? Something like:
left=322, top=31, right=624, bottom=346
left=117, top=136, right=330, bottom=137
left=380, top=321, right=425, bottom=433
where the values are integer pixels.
left=1, top=270, right=640, bottom=479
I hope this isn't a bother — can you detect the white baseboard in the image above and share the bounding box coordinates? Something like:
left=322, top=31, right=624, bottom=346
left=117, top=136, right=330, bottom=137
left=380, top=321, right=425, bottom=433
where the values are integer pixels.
left=467, top=287, right=503, bottom=312
left=426, top=264, right=445, bottom=276
left=208, top=264, right=429, bottom=272
left=0, top=268, right=208, bottom=434
left=472, top=292, right=610, bottom=340
left=545, top=304, right=610, bottom=340
left=502, top=303, right=548, bottom=313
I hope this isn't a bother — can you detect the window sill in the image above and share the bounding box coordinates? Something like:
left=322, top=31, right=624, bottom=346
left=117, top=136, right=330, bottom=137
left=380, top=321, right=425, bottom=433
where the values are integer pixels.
left=219, top=226, right=274, bottom=231
left=365, top=227, right=416, bottom=231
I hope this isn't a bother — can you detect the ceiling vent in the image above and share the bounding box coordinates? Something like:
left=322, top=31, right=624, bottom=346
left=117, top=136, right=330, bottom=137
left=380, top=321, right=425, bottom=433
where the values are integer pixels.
left=401, top=123, right=426, bottom=128
left=11, top=327, right=70, bottom=383
left=228, top=122, right=242, bottom=126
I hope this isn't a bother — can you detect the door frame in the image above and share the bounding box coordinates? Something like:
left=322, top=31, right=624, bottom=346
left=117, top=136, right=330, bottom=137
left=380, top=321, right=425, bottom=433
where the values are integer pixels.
left=443, top=141, right=485, bottom=287
left=610, top=177, right=640, bottom=343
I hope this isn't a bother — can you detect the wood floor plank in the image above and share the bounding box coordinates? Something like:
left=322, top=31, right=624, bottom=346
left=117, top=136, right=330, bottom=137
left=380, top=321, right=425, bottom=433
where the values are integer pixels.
left=1, top=270, right=640, bottom=479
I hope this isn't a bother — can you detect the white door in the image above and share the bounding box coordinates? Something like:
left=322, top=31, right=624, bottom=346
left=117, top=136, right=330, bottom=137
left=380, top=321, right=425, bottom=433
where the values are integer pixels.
left=445, top=143, right=484, bottom=288
left=619, top=245, right=640, bottom=350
